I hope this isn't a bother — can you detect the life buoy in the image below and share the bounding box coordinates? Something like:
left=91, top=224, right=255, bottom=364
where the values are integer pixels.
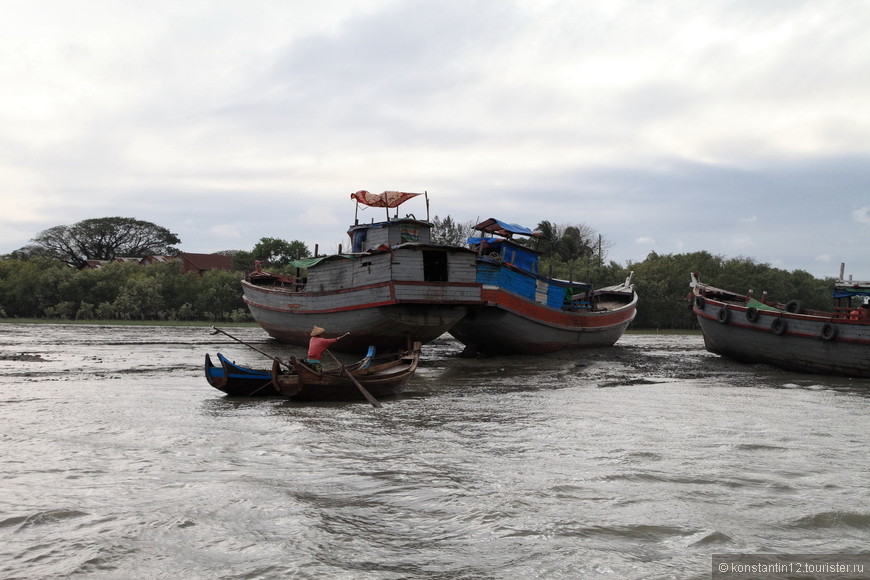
left=695, top=296, right=705, bottom=310
left=821, top=322, right=837, bottom=341
left=718, top=306, right=730, bottom=324
left=771, top=318, right=787, bottom=335
left=746, top=307, right=759, bottom=322
left=785, top=300, right=804, bottom=314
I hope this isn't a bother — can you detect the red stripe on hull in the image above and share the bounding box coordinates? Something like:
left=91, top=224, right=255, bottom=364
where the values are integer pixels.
left=692, top=294, right=870, bottom=377
left=451, top=287, right=637, bottom=355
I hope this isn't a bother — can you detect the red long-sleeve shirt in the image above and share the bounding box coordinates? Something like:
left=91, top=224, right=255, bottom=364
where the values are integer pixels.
left=307, top=336, right=342, bottom=360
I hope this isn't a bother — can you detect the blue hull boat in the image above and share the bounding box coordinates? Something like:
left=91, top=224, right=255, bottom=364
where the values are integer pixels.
left=204, top=353, right=275, bottom=396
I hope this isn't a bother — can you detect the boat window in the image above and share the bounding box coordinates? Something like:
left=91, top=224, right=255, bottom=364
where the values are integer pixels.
left=423, top=250, right=449, bottom=281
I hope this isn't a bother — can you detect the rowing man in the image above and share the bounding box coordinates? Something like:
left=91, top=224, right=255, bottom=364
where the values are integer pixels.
left=306, top=326, right=350, bottom=371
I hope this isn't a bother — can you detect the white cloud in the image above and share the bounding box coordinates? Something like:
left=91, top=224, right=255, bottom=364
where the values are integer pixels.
left=209, top=224, right=242, bottom=239
left=732, top=236, right=756, bottom=250
left=853, top=206, right=870, bottom=224
left=299, top=208, right=342, bottom=228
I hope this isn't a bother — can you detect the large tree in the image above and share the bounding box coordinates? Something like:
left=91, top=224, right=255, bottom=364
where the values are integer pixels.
left=23, top=217, right=181, bottom=268
left=430, top=215, right=475, bottom=246
left=251, top=237, right=310, bottom=268
left=534, top=220, right=607, bottom=261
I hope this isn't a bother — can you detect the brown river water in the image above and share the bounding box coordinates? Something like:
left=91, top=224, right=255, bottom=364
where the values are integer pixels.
left=1, top=323, right=868, bottom=579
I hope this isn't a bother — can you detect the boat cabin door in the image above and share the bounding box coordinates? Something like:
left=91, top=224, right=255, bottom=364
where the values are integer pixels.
left=422, top=250, right=449, bottom=282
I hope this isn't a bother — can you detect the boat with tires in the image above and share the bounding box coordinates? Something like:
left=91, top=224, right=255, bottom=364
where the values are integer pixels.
left=690, top=269, right=870, bottom=377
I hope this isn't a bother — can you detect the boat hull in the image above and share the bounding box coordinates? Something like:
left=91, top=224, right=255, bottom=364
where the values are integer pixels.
left=692, top=286, right=870, bottom=378
left=271, top=344, right=421, bottom=401
left=243, top=279, right=473, bottom=351
left=450, top=286, right=638, bottom=355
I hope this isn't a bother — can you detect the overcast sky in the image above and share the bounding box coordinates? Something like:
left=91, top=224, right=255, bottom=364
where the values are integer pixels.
left=2, top=0, right=869, bottom=280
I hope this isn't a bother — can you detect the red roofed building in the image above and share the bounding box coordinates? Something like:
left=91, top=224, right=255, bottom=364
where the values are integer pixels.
left=178, top=252, right=234, bottom=274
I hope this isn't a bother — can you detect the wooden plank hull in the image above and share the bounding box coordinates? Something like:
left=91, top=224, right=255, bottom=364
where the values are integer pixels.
left=243, top=280, right=473, bottom=351
left=691, top=278, right=870, bottom=377
left=204, top=353, right=275, bottom=396
left=241, top=245, right=481, bottom=353
left=449, top=284, right=638, bottom=355
left=270, top=344, right=421, bottom=401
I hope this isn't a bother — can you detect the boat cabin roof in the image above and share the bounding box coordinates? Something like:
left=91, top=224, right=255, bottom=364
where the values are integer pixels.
left=833, top=280, right=870, bottom=298
left=472, top=218, right=543, bottom=239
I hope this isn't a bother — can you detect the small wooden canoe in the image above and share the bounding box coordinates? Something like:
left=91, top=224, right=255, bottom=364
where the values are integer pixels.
left=271, top=342, right=422, bottom=401
left=204, top=353, right=275, bottom=396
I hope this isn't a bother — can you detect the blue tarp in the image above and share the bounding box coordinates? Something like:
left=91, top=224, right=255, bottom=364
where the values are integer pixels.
left=833, top=288, right=870, bottom=298
left=473, top=218, right=536, bottom=237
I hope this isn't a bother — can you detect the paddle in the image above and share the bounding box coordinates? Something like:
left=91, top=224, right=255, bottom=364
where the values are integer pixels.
left=325, top=349, right=382, bottom=408
left=210, top=326, right=292, bottom=371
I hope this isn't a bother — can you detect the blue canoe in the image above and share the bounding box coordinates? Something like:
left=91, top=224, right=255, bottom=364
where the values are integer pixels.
left=204, top=353, right=275, bottom=396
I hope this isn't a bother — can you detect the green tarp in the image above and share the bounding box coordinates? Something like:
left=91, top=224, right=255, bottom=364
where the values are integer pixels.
left=289, top=255, right=359, bottom=269
left=747, top=298, right=782, bottom=312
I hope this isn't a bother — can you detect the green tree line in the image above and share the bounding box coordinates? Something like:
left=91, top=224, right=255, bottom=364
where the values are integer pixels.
left=0, top=258, right=251, bottom=322
left=1, top=216, right=314, bottom=322
left=623, top=251, right=835, bottom=330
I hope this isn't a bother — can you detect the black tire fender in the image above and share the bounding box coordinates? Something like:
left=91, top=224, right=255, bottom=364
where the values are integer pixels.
left=821, top=322, right=837, bottom=341
left=718, top=306, right=731, bottom=324
left=694, top=296, right=705, bottom=310
left=785, top=300, right=804, bottom=314
left=746, top=307, right=759, bottom=322
left=771, top=317, right=787, bottom=335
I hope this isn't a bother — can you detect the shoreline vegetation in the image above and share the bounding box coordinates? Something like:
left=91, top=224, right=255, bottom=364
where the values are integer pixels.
left=0, top=318, right=699, bottom=335
left=0, top=318, right=258, bottom=327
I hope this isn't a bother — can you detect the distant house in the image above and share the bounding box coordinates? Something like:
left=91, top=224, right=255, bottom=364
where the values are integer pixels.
left=177, top=252, right=234, bottom=274
left=140, top=255, right=176, bottom=266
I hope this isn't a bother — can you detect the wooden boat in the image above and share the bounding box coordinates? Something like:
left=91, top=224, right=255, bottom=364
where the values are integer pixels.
left=270, top=342, right=422, bottom=401
left=241, top=191, right=481, bottom=353
left=204, top=353, right=274, bottom=396
left=690, top=270, right=870, bottom=377
left=448, top=218, right=638, bottom=355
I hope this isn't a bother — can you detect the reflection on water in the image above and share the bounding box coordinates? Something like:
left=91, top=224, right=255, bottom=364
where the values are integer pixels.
left=1, top=324, right=869, bottom=579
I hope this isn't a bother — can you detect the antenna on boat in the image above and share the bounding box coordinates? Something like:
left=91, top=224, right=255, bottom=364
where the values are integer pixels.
left=840, top=262, right=845, bottom=281
left=425, top=190, right=430, bottom=221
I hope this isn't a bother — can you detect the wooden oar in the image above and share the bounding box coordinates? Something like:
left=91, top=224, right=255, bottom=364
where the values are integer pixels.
left=325, top=349, right=382, bottom=408
left=210, top=326, right=293, bottom=371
